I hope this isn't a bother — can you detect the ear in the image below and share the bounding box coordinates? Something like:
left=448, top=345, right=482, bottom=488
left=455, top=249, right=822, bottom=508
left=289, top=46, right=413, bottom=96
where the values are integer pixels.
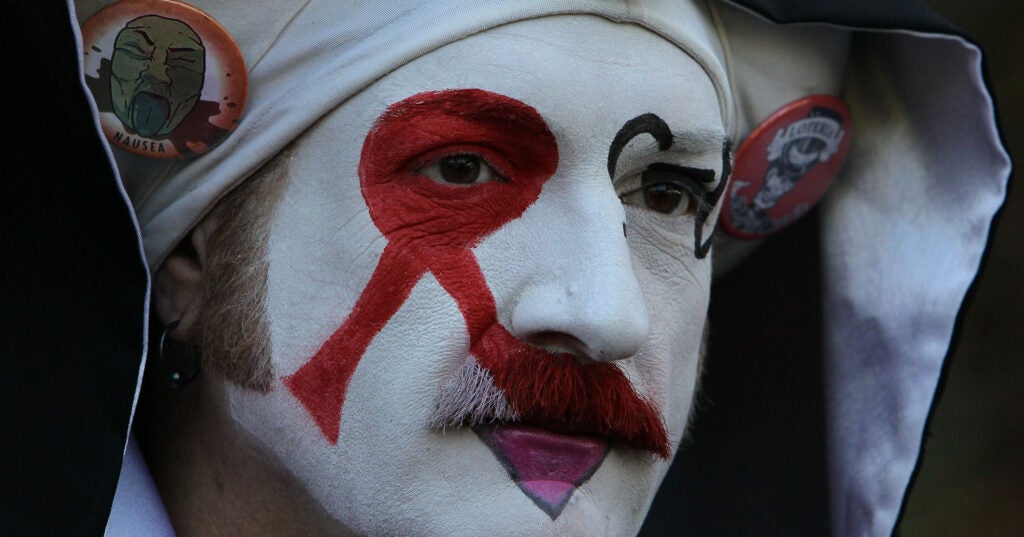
left=152, top=211, right=222, bottom=342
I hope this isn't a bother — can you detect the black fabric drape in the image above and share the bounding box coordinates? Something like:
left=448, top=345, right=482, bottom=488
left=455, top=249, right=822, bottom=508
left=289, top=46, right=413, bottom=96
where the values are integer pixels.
left=729, top=0, right=959, bottom=35
left=0, top=1, right=148, bottom=536
left=641, top=215, right=829, bottom=536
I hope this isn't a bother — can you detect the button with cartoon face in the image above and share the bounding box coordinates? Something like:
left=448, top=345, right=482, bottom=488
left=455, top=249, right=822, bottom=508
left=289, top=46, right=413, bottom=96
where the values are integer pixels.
left=721, top=95, right=852, bottom=239
left=81, top=0, right=247, bottom=159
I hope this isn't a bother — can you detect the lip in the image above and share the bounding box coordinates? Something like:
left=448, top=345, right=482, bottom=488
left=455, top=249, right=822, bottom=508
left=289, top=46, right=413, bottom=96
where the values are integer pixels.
left=476, top=423, right=611, bottom=519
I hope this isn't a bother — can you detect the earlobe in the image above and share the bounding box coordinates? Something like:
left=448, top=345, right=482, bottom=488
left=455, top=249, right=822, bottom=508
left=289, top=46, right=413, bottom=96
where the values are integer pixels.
left=152, top=211, right=222, bottom=341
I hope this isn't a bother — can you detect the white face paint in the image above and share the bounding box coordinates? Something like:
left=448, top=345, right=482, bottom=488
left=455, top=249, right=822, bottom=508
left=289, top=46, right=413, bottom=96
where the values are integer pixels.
left=223, top=15, right=725, bottom=537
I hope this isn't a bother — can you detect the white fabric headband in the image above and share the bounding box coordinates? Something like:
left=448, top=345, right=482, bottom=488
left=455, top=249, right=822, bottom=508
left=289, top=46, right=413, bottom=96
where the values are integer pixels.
left=75, top=0, right=734, bottom=270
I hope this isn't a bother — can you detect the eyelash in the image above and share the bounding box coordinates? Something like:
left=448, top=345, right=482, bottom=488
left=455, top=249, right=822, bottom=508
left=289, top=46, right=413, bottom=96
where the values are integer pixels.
left=414, top=152, right=507, bottom=185
left=619, top=164, right=716, bottom=217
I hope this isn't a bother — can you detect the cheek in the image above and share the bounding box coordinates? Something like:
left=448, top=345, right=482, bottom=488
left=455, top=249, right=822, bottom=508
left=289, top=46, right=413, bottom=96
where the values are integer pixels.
left=261, top=98, right=384, bottom=375
left=263, top=156, right=384, bottom=376
left=625, top=204, right=713, bottom=293
left=631, top=232, right=710, bottom=436
left=223, top=278, right=510, bottom=531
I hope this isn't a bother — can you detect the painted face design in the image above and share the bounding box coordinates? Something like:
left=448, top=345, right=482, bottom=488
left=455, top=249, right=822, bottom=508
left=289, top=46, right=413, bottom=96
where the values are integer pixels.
left=284, top=89, right=671, bottom=463
left=226, top=16, right=726, bottom=537
left=283, top=89, right=684, bottom=518
left=110, top=15, right=205, bottom=138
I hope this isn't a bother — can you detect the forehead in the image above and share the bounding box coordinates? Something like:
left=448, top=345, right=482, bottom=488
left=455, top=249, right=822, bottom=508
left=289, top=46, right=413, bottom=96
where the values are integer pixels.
left=366, top=15, right=723, bottom=147
left=283, top=13, right=727, bottom=221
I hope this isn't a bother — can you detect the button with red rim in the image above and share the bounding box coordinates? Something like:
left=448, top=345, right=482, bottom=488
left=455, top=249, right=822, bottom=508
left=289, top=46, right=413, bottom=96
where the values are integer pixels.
left=81, top=0, right=247, bottom=159
left=720, top=95, right=852, bottom=239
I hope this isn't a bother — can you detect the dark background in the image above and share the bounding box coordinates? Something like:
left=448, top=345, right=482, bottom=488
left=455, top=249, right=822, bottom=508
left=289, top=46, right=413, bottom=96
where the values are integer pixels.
left=899, top=1, right=1024, bottom=535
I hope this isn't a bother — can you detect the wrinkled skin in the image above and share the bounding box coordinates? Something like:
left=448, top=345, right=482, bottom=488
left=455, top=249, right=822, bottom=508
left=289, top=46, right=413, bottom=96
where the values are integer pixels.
left=110, top=15, right=204, bottom=137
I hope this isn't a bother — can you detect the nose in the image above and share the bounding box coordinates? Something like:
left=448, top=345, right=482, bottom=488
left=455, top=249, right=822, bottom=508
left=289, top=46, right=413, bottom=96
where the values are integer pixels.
left=508, top=177, right=650, bottom=363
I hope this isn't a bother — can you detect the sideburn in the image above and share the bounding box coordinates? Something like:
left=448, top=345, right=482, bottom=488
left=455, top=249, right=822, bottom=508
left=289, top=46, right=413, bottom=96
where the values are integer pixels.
left=195, top=148, right=291, bottom=391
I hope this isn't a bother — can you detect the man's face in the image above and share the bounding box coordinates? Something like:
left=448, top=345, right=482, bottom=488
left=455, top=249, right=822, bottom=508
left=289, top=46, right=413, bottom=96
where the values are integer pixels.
left=221, top=16, right=725, bottom=536
left=110, top=15, right=205, bottom=138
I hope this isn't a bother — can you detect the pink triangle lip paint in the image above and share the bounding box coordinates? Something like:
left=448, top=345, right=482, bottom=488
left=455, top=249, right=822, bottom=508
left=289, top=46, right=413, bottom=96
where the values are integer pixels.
left=476, top=424, right=611, bottom=519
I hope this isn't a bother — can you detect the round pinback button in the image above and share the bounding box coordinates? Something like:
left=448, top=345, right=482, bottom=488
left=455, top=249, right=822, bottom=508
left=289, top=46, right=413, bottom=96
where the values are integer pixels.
left=81, top=0, right=248, bottom=159
left=720, top=95, right=852, bottom=240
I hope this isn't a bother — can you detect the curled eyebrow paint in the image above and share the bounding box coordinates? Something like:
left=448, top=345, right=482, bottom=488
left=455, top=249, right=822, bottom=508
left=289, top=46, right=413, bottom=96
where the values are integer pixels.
left=607, top=113, right=673, bottom=179
left=607, top=113, right=731, bottom=258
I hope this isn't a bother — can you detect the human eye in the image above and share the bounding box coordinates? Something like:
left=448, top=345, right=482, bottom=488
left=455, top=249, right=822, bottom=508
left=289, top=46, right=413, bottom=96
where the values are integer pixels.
left=619, top=163, right=715, bottom=217
left=622, top=182, right=696, bottom=216
left=415, top=153, right=506, bottom=185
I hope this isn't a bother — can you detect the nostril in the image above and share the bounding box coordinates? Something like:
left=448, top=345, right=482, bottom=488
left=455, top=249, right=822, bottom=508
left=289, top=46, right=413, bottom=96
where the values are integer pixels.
left=521, top=330, right=592, bottom=363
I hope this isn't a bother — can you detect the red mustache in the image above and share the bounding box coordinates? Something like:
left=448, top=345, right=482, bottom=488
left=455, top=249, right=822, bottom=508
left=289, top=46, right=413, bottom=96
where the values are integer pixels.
left=431, top=248, right=669, bottom=459
left=471, top=323, right=670, bottom=459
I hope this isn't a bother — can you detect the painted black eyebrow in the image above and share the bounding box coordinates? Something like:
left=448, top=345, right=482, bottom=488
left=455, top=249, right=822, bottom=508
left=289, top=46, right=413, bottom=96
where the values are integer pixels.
left=694, top=140, right=733, bottom=259
left=607, top=113, right=673, bottom=179
left=642, top=163, right=716, bottom=186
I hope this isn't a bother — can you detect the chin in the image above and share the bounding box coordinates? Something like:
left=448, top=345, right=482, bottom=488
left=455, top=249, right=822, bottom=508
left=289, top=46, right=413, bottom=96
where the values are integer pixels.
left=462, top=446, right=664, bottom=537
left=317, top=426, right=667, bottom=537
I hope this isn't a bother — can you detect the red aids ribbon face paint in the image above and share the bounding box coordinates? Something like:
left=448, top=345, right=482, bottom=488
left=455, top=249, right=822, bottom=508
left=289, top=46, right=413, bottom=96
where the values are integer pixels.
left=720, top=95, right=852, bottom=239
left=282, top=89, right=554, bottom=442
left=283, top=89, right=669, bottom=460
